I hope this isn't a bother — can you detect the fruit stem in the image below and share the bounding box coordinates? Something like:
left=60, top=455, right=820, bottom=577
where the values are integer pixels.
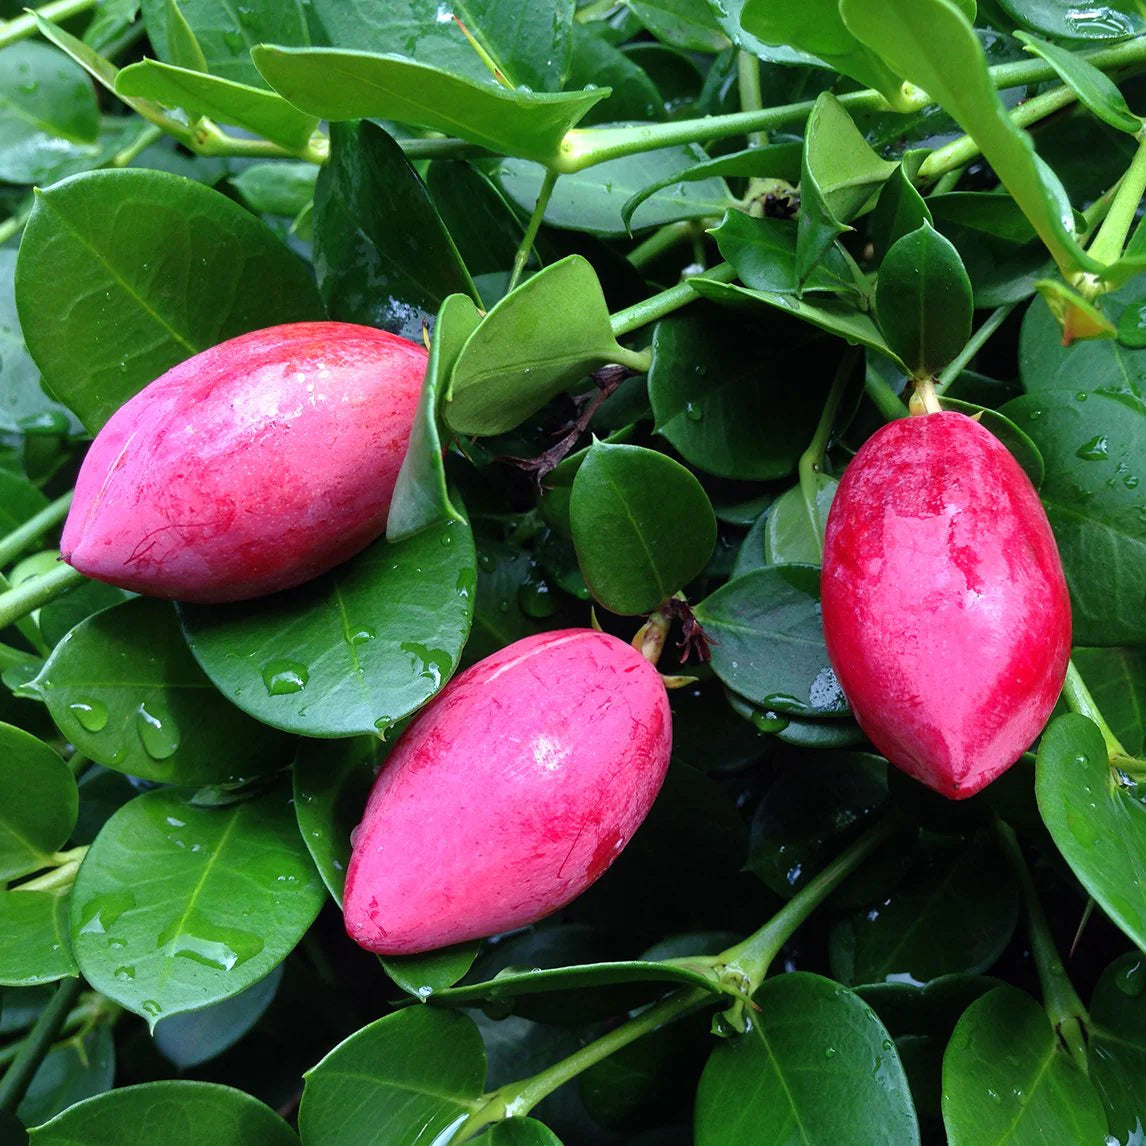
left=798, top=346, right=859, bottom=562
left=506, top=168, right=559, bottom=295
left=633, top=604, right=673, bottom=667
left=0, top=562, right=85, bottom=633
left=994, top=819, right=1090, bottom=1074
left=1061, top=659, right=1129, bottom=761
left=0, top=0, right=94, bottom=49
left=609, top=262, right=736, bottom=338
left=715, top=811, right=902, bottom=996
left=935, top=303, right=1018, bottom=395
left=1085, top=129, right=1146, bottom=269
left=0, top=491, right=74, bottom=572
left=0, top=975, right=85, bottom=1114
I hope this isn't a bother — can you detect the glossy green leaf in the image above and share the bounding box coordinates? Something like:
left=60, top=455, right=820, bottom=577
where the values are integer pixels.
left=0, top=42, right=100, bottom=185
left=996, top=0, right=1144, bottom=40
left=140, top=0, right=311, bottom=87
left=310, top=0, right=573, bottom=92
left=445, top=255, right=631, bottom=436
left=0, top=890, right=76, bottom=985
left=1036, top=712, right=1146, bottom=952
left=876, top=223, right=974, bottom=378
left=70, top=784, right=324, bottom=1027
left=472, top=1120, right=563, bottom=1145
left=941, top=985, right=1107, bottom=1145
left=1016, top=33, right=1140, bottom=135
left=648, top=310, right=829, bottom=480
left=798, top=93, right=897, bottom=285
left=1001, top=389, right=1146, bottom=645
left=570, top=440, right=716, bottom=614
left=0, top=469, right=48, bottom=537
left=298, top=1007, right=484, bottom=1146
left=383, top=943, right=482, bottom=1000
left=162, top=0, right=208, bottom=73
left=27, top=1080, right=299, bottom=1144
left=499, top=147, right=733, bottom=238
left=1089, top=952, right=1146, bottom=1142
left=426, top=160, right=525, bottom=279
left=695, top=973, right=919, bottom=1146
left=26, top=598, right=294, bottom=786
left=0, top=724, right=76, bottom=882
left=115, top=60, right=320, bottom=151
left=738, top=0, right=908, bottom=107
left=14, top=168, right=323, bottom=434
left=627, top=0, right=728, bottom=52
left=840, top=0, right=1096, bottom=278
left=763, top=478, right=838, bottom=565
left=708, top=0, right=826, bottom=65
left=19, top=1024, right=114, bottom=1129
left=253, top=47, right=606, bottom=167
left=314, top=121, right=477, bottom=345
left=694, top=565, right=848, bottom=718
left=1070, top=647, right=1146, bottom=756
left=231, top=162, right=317, bottom=218
left=179, top=518, right=475, bottom=738
left=569, top=24, right=663, bottom=127
left=869, top=162, right=932, bottom=261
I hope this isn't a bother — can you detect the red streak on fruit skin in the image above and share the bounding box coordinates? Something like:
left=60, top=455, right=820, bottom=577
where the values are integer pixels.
left=60, top=322, right=426, bottom=604
left=343, top=629, right=672, bottom=955
left=821, top=412, right=1071, bottom=800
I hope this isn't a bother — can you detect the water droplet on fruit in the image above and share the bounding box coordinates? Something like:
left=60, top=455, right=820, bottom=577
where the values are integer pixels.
left=685, top=401, right=703, bottom=422
left=262, top=659, right=309, bottom=695
left=1116, top=960, right=1146, bottom=996
left=135, top=701, right=180, bottom=760
left=70, top=698, right=108, bottom=732
left=1076, top=435, right=1110, bottom=460
left=157, top=912, right=264, bottom=972
left=78, top=890, right=136, bottom=934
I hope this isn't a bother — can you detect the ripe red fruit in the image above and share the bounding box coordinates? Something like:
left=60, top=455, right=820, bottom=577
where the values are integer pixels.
left=821, top=411, right=1071, bottom=799
left=60, top=322, right=427, bottom=604
left=343, top=629, right=672, bottom=955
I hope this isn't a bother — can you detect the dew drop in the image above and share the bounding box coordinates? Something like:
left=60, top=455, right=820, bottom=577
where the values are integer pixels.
left=1076, top=435, right=1110, bottom=460
left=157, top=911, right=264, bottom=972
left=69, top=698, right=108, bottom=732
left=477, top=550, right=497, bottom=573
left=114, top=965, right=135, bottom=982
left=685, top=401, right=704, bottom=422
left=1116, top=959, right=1146, bottom=997
left=349, top=626, right=376, bottom=645
left=135, top=701, right=180, bottom=760
left=401, top=642, right=452, bottom=689
left=374, top=715, right=394, bottom=738
left=824, top=1047, right=836, bottom=1058
left=517, top=564, right=555, bottom=619
left=78, top=890, right=136, bottom=935
left=262, top=659, right=309, bottom=696
left=142, top=1000, right=162, bottom=1017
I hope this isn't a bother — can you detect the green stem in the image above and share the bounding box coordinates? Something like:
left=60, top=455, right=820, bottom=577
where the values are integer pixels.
left=0, top=563, right=85, bottom=633
left=110, top=123, right=163, bottom=168
left=0, top=492, right=73, bottom=572
left=929, top=167, right=965, bottom=196
left=995, top=820, right=1090, bottom=1073
left=717, top=812, right=901, bottom=993
left=399, top=137, right=489, bottom=161
left=610, top=262, right=736, bottom=338
left=935, top=303, right=1018, bottom=394
left=0, top=0, right=95, bottom=48
left=507, top=167, right=558, bottom=294
left=798, top=347, right=859, bottom=563
left=627, top=221, right=693, bottom=270
left=0, top=976, right=85, bottom=1114
left=1062, top=659, right=1128, bottom=760
left=865, top=363, right=910, bottom=421
left=1086, top=131, right=1146, bottom=266
left=0, top=198, right=32, bottom=247
left=737, top=50, right=766, bottom=148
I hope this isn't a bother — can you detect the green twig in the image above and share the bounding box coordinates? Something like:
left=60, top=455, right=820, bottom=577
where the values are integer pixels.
left=0, top=492, right=73, bottom=572
left=507, top=167, right=558, bottom=294
left=1061, top=659, right=1129, bottom=760
left=935, top=303, right=1018, bottom=394
left=0, top=563, right=85, bottom=633
left=1086, top=130, right=1146, bottom=266
left=737, top=50, right=766, bottom=148
left=627, top=221, right=694, bottom=270
left=110, top=123, right=163, bottom=168
left=0, top=976, right=85, bottom=1114
left=864, top=363, right=910, bottom=421
left=610, top=262, right=736, bottom=338
left=0, top=0, right=95, bottom=48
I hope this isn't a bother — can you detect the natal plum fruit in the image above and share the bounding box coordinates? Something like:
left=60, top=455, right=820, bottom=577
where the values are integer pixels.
left=343, top=629, right=672, bottom=955
left=821, top=411, right=1070, bottom=799
left=61, top=322, right=427, bottom=603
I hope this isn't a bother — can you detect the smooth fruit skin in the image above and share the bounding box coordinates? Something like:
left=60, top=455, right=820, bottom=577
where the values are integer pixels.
left=821, top=411, right=1071, bottom=799
left=60, top=322, right=427, bottom=603
left=343, top=629, right=672, bottom=955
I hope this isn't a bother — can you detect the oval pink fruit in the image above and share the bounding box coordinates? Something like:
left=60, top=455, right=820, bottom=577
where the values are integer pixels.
left=61, top=322, right=427, bottom=603
left=344, top=629, right=672, bottom=955
left=821, top=411, right=1071, bottom=800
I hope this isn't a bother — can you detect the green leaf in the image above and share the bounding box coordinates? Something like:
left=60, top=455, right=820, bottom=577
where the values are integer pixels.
left=1001, top=389, right=1146, bottom=645
left=626, top=0, right=729, bottom=52
left=445, top=255, right=632, bottom=436
left=499, top=146, right=734, bottom=238
left=426, top=160, right=525, bottom=279
left=0, top=42, right=100, bottom=185
left=314, top=121, right=477, bottom=345
left=115, top=60, right=319, bottom=151
left=694, top=972, right=919, bottom=1146
left=472, top=1121, right=563, bottom=1145
left=941, top=985, right=1107, bottom=1145
left=14, top=168, right=324, bottom=434
left=140, top=0, right=311, bottom=87
left=382, top=944, right=481, bottom=1000
left=1088, top=952, right=1146, bottom=1142
left=568, top=23, right=662, bottom=127
left=178, top=518, right=476, bottom=738
left=869, top=161, right=933, bottom=261
left=28, top=1080, right=298, bottom=1144
left=19, top=1023, right=113, bottom=1128
left=839, top=0, right=1097, bottom=278
left=0, top=890, right=77, bottom=985
left=798, top=93, right=897, bottom=285
left=738, top=0, right=909, bottom=108
left=388, top=295, right=479, bottom=542
left=0, top=724, right=76, bottom=883
left=1034, top=278, right=1117, bottom=344
left=830, top=832, right=1019, bottom=987
left=0, top=469, right=48, bottom=536
left=1036, top=712, right=1146, bottom=952
left=875, top=222, right=974, bottom=378
left=70, top=784, right=324, bottom=1027
left=996, top=0, right=1145, bottom=40
left=1070, top=647, right=1146, bottom=756
left=298, top=1008, right=484, bottom=1146
left=231, top=161, right=317, bottom=217
left=163, top=0, right=208, bottom=73
left=310, top=0, right=574, bottom=93
left=253, top=47, right=606, bottom=167
left=26, top=598, right=295, bottom=786
left=708, top=0, right=827, bottom=65
left=1015, top=32, right=1140, bottom=135
left=763, top=478, right=837, bottom=565
left=569, top=440, right=716, bottom=614
left=690, top=277, right=905, bottom=368
left=693, top=565, right=848, bottom=718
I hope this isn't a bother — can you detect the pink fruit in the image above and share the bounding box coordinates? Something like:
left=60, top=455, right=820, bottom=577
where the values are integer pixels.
left=60, top=322, right=427, bottom=604
left=344, top=629, right=672, bottom=955
left=821, top=411, right=1071, bottom=800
